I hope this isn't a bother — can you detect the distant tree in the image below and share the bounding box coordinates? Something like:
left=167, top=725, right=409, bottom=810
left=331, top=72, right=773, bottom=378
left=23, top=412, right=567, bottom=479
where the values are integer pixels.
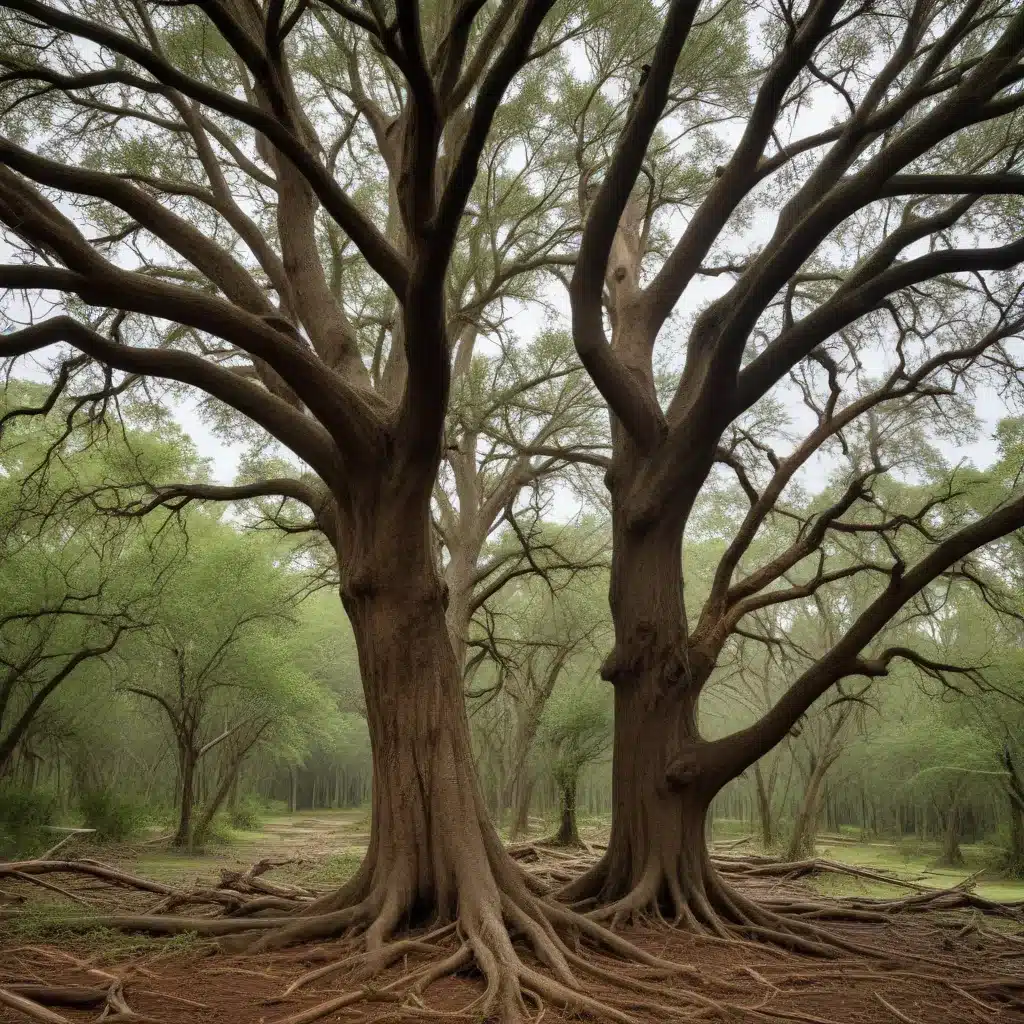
left=540, top=674, right=612, bottom=846
left=117, top=517, right=326, bottom=848
left=0, top=382, right=190, bottom=775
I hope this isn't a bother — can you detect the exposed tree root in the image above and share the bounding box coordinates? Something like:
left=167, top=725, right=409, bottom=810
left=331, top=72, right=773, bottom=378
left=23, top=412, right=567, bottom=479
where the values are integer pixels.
left=555, top=843, right=1024, bottom=970
left=6, top=850, right=1024, bottom=1023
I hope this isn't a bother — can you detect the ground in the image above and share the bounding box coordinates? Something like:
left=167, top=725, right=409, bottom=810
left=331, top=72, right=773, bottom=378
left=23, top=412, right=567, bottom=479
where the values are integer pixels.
left=1, top=811, right=1023, bottom=1023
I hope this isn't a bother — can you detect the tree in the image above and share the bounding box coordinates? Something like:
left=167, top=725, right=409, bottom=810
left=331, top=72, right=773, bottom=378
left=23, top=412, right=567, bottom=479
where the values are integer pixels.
left=464, top=543, right=610, bottom=833
left=0, top=0, right=669, bottom=1012
left=117, top=515, right=326, bottom=848
left=540, top=673, right=612, bottom=846
left=0, top=382, right=189, bottom=775
left=566, top=0, right=1024, bottom=939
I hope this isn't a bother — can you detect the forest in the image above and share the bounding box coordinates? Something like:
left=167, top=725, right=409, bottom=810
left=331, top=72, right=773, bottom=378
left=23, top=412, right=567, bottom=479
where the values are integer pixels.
left=1, top=0, right=1024, bottom=1020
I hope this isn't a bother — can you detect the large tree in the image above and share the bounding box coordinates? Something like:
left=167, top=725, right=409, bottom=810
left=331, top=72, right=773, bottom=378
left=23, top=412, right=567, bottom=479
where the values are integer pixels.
left=565, top=0, right=1024, bottom=940
left=0, top=0, right=681, bottom=1016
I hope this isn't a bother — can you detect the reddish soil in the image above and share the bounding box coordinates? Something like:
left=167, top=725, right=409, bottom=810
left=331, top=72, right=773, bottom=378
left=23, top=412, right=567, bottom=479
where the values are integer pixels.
left=2, top=908, right=1023, bottom=1023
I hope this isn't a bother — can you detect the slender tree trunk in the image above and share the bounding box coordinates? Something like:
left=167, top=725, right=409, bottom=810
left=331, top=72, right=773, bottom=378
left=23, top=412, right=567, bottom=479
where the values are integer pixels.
left=289, top=767, right=297, bottom=813
left=753, top=764, right=774, bottom=849
left=195, top=762, right=242, bottom=841
left=1002, top=749, right=1024, bottom=875
left=1007, top=796, right=1024, bottom=875
left=174, top=749, right=196, bottom=849
left=553, top=778, right=581, bottom=846
left=509, top=773, right=534, bottom=841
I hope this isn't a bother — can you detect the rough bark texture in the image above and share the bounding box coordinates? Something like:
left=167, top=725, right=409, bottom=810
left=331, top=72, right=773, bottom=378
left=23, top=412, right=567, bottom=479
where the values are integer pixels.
left=553, top=782, right=581, bottom=847
left=561, top=514, right=735, bottom=930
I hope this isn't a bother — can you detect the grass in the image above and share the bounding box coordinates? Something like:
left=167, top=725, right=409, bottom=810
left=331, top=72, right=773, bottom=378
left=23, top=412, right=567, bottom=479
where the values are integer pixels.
left=3, top=904, right=205, bottom=959
left=709, top=816, right=1024, bottom=901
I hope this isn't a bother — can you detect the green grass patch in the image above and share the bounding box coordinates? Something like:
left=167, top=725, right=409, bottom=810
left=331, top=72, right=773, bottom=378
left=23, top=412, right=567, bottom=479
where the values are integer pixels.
left=3, top=905, right=203, bottom=959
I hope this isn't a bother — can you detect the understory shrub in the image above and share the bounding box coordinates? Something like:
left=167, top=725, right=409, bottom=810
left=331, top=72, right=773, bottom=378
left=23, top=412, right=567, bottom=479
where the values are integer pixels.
left=0, top=786, right=57, bottom=857
left=229, top=795, right=265, bottom=831
left=79, top=790, right=149, bottom=842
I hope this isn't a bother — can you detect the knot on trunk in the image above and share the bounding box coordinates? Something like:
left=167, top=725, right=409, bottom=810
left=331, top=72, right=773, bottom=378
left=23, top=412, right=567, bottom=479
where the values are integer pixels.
left=663, top=748, right=703, bottom=792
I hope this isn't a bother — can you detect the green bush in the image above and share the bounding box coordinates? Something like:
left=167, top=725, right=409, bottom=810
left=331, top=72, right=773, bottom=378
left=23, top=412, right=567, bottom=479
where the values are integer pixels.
left=0, top=786, right=58, bottom=857
left=79, top=790, right=149, bottom=842
left=229, top=796, right=264, bottom=831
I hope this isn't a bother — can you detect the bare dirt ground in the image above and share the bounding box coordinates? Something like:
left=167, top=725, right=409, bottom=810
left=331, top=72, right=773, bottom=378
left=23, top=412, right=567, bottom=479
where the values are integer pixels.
left=1, top=813, right=1022, bottom=1024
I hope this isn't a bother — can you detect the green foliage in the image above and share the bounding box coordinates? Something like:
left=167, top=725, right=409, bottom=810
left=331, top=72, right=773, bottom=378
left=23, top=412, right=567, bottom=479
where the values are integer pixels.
left=230, top=795, right=265, bottom=832
left=0, top=785, right=57, bottom=857
left=79, top=790, right=150, bottom=842
left=540, top=675, right=613, bottom=792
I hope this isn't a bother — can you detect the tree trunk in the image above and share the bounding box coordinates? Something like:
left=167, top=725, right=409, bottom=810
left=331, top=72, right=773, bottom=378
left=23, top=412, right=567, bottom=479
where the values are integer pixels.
left=553, top=779, right=581, bottom=846
left=509, top=773, right=534, bottom=841
left=753, top=763, right=774, bottom=849
left=241, top=503, right=564, bottom=997
left=938, top=807, right=964, bottom=867
left=786, top=759, right=829, bottom=862
left=289, top=767, right=297, bottom=813
left=561, top=515, right=728, bottom=919
left=1007, top=795, right=1024, bottom=876
left=174, top=749, right=196, bottom=849
left=194, top=763, right=240, bottom=841
left=560, top=511, right=799, bottom=940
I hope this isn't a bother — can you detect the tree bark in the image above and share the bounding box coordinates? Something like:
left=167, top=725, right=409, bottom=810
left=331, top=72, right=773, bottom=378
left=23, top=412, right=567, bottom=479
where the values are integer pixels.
left=753, top=764, right=774, bottom=849
left=786, top=758, right=829, bottom=862
left=553, top=779, right=581, bottom=847
left=559, top=508, right=820, bottom=943
left=174, top=749, right=196, bottom=849
left=938, top=807, right=964, bottom=868
left=241, top=495, right=571, bottom=1007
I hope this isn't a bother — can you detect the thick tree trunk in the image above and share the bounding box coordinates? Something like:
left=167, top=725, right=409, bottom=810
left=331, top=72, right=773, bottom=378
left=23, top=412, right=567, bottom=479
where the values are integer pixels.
left=561, top=509, right=827, bottom=948
left=938, top=807, right=964, bottom=867
left=786, top=760, right=828, bottom=862
left=559, top=513, right=727, bottom=921
left=326, top=579, right=515, bottom=927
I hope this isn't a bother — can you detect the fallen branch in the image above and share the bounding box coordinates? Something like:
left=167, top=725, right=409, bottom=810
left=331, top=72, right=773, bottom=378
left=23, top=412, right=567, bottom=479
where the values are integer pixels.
left=1, top=985, right=106, bottom=1008
left=0, top=987, right=73, bottom=1023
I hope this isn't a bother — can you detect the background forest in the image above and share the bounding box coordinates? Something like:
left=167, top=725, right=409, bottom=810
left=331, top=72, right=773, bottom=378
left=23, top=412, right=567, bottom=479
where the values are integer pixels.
left=4, top=376, right=1023, bottom=880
